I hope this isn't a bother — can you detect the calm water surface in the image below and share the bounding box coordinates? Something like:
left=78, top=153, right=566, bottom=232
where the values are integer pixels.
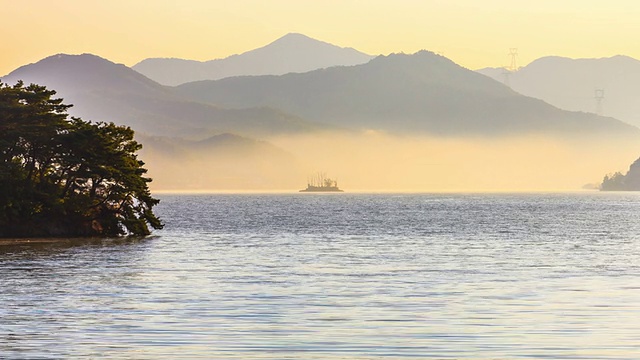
left=2, top=193, right=640, bottom=359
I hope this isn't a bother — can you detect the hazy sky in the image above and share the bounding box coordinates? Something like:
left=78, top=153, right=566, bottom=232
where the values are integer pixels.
left=2, top=0, right=640, bottom=75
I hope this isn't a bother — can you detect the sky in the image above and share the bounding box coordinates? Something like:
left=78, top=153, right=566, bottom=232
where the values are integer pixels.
left=2, top=0, right=640, bottom=75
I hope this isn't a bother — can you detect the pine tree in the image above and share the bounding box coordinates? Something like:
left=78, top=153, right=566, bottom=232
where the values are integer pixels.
left=0, top=81, right=163, bottom=237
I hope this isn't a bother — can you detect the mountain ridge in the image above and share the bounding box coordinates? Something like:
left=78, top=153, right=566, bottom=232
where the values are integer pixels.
left=476, top=54, right=640, bottom=127
left=132, top=33, right=374, bottom=86
left=1, top=53, right=327, bottom=138
left=176, top=50, right=639, bottom=137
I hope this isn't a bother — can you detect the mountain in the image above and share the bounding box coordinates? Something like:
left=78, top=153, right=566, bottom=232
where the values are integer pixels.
left=176, top=51, right=639, bottom=137
left=477, top=55, right=640, bottom=128
left=138, top=133, right=302, bottom=190
left=133, top=33, right=374, bottom=86
left=1, top=53, right=325, bottom=138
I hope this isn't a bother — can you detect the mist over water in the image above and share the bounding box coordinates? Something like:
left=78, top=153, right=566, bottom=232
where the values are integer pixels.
left=143, top=131, right=640, bottom=192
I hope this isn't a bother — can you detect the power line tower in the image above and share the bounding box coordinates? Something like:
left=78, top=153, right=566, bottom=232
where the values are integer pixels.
left=594, top=89, right=605, bottom=116
left=508, top=48, right=518, bottom=72
left=502, top=48, right=519, bottom=87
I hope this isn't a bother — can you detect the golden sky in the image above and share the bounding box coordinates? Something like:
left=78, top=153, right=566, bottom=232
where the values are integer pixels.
left=2, top=0, right=640, bottom=75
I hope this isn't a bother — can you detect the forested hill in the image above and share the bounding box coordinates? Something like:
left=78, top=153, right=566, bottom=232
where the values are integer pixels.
left=477, top=55, right=640, bottom=129
left=176, top=51, right=639, bottom=137
left=1, top=53, right=327, bottom=138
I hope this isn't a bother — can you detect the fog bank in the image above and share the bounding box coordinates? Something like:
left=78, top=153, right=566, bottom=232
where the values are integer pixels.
left=143, top=131, right=640, bottom=192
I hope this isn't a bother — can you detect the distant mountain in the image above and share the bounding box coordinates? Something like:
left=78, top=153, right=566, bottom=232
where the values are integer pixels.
left=476, top=67, right=508, bottom=83
left=138, top=133, right=302, bottom=190
left=477, top=55, right=640, bottom=128
left=133, top=33, right=374, bottom=86
left=176, top=51, right=639, bottom=137
left=1, top=54, right=325, bottom=137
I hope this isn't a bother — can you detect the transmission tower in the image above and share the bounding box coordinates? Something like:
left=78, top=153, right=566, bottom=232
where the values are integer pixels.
left=508, top=48, right=518, bottom=72
left=594, top=89, right=605, bottom=116
left=502, top=48, right=519, bottom=87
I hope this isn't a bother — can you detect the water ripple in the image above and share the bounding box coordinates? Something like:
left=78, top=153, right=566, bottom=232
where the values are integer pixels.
left=1, top=193, right=640, bottom=358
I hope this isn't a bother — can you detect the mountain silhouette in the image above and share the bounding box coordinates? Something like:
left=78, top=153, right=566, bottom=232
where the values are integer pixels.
left=477, top=55, right=640, bottom=128
left=133, top=33, right=374, bottom=86
left=138, top=133, right=301, bottom=190
left=1, top=53, right=325, bottom=137
left=176, top=51, right=638, bottom=137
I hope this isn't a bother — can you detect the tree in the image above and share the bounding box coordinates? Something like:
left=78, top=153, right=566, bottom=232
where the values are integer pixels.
left=0, top=81, right=163, bottom=237
left=600, top=157, right=640, bottom=191
left=600, top=172, right=626, bottom=191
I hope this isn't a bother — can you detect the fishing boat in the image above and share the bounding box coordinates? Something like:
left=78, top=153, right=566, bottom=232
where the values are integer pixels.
left=299, top=173, right=344, bottom=192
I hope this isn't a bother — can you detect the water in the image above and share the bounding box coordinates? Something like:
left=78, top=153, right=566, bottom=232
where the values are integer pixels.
left=2, top=193, right=640, bottom=359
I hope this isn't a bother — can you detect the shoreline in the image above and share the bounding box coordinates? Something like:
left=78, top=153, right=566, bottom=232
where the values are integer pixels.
left=0, top=235, right=156, bottom=247
left=0, top=238, right=77, bottom=246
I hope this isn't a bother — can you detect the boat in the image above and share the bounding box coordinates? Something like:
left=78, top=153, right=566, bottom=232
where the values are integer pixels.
left=299, top=173, right=344, bottom=192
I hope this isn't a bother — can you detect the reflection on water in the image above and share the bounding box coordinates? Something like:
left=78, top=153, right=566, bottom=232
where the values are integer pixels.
left=0, top=236, right=155, bottom=255
left=2, top=193, right=640, bottom=359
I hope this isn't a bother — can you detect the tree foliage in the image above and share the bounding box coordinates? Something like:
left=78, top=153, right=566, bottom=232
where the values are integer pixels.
left=601, top=172, right=626, bottom=191
left=600, top=157, right=640, bottom=191
left=0, top=81, right=163, bottom=237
